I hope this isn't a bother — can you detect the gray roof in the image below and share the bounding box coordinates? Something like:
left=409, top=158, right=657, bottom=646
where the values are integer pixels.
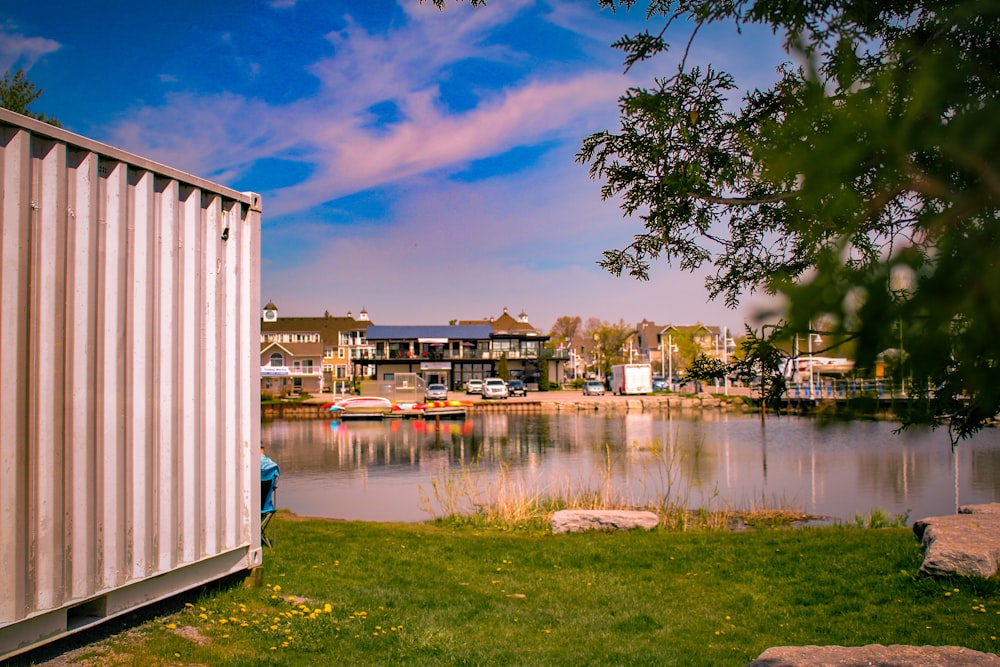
left=365, top=325, right=493, bottom=340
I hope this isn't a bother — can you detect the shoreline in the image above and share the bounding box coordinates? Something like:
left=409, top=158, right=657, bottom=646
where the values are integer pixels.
left=261, top=390, right=755, bottom=420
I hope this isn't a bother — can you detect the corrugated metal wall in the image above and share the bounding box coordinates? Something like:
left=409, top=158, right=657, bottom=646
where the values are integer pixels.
left=0, top=108, right=262, bottom=657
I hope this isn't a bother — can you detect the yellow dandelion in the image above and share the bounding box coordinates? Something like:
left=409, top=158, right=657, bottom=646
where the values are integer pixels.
left=222, top=634, right=230, bottom=639
left=174, top=653, right=181, bottom=658
left=166, top=623, right=177, bottom=630
left=199, top=613, right=208, bottom=620
left=281, top=642, right=289, bottom=648
left=184, top=603, right=194, bottom=608
left=270, top=646, right=277, bottom=651
left=323, top=603, right=332, bottom=613
left=219, top=619, right=228, bottom=625
left=241, top=623, right=249, bottom=628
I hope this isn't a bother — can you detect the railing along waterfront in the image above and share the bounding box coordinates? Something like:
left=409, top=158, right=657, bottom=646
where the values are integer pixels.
left=784, top=379, right=911, bottom=400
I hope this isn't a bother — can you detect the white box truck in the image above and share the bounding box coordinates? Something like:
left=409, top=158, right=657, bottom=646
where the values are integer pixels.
left=0, top=108, right=262, bottom=659
left=610, top=363, right=653, bottom=395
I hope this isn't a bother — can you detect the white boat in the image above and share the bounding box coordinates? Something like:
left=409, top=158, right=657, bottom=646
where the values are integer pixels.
left=328, top=396, right=394, bottom=419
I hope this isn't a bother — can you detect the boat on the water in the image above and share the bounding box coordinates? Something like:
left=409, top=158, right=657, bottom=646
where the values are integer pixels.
left=416, top=399, right=472, bottom=419
left=327, top=396, right=394, bottom=419
left=325, top=396, right=472, bottom=420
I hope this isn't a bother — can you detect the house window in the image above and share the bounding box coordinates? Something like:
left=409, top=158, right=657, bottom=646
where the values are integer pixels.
left=338, top=348, right=345, bottom=359
left=269, top=353, right=283, bottom=367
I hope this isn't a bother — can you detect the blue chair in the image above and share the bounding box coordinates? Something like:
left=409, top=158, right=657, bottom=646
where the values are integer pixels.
left=260, top=452, right=280, bottom=547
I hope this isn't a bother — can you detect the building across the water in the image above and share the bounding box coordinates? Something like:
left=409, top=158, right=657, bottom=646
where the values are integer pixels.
left=260, top=304, right=565, bottom=396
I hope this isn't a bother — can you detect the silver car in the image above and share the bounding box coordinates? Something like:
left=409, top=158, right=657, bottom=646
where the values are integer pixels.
left=424, top=383, right=448, bottom=401
left=482, top=378, right=509, bottom=400
left=583, top=380, right=605, bottom=396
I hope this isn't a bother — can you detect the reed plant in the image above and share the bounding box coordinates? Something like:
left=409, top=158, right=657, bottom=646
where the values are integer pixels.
left=418, top=438, right=813, bottom=531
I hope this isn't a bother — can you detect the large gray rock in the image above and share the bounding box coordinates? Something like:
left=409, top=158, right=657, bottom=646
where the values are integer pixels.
left=550, top=509, right=658, bottom=534
left=745, top=644, right=1000, bottom=666
left=913, top=503, right=1000, bottom=578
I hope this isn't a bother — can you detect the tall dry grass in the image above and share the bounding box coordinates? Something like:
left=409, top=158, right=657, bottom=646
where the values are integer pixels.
left=417, top=438, right=808, bottom=530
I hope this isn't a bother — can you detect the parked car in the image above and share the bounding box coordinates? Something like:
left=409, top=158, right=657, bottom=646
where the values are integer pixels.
left=652, top=376, right=668, bottom=391
left=424, top=383, right=448, bottom=401
left=482, top=378, right=509, bottom=400
left=507, top=379, right=526, bottom=397
left=465, top=379, right=483, bottom=395
left=583, top=380, right=606, bottom=396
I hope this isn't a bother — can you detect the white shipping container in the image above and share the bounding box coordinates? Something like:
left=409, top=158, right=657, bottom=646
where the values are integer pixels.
left=0, top=108, right=262, bottom=659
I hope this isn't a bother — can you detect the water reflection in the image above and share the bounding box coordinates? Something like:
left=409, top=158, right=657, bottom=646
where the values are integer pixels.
left=263, top=413, right=1000, bottom=524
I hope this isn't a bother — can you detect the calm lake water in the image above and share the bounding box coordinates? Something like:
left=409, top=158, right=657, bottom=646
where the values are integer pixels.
left=262, top=412, right=1000, bottom=524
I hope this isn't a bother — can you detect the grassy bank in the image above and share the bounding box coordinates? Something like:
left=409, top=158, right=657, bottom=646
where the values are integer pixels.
left=28, top=516, right=1000, bottom=666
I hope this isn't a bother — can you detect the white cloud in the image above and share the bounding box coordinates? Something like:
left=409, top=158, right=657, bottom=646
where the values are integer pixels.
left=0, top=22, right=61, bottom=72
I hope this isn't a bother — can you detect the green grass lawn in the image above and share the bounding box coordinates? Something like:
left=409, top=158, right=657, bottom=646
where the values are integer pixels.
left=39, top=516, right=1000, bottom=666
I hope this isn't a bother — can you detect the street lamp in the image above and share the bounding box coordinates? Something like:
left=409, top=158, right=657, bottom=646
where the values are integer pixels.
left=667, top=334, right=678, bottom=390
left=593, top=333, right=601, bottom=381
left=808, top=332, right=822, bottom=397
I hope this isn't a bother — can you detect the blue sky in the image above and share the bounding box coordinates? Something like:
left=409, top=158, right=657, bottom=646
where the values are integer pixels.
left=1, top=0, right=787, bottom=333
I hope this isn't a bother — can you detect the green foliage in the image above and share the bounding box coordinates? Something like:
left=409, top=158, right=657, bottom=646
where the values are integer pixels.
left=847, top=508, right=911, bottom=530
left=0, top=69, right=61, bottom=127
left=681, top=353, right=726, bottom=390
left=424, top=0, right=488, bottom=8
left=497, top=352, right=509, bottom=381
left=730, top=325, right=788, bottom=413
left=538, top=350, right=550, bottom=390
left=587, top=318, right=635, bottom=377
left=580, top=0, right=1000, bottom=441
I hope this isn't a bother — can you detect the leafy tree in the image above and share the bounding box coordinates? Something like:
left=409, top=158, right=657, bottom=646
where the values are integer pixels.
left=661, top=326, right=703, bottom=375
left=497, top=353, right=509, bottom=381
left=538, top=349, right=551, bottom=390
left=588, top=319, right=634, bottom=379
left=1, top=69, right=61, bottom=127
left=548, top=315, right=582, bottom=351
left=729, top=326, right=789, bottom=420
left=425, top=0, right=486, bottom=7
left=579, top=0, right=1000, bottom=442
left=681, top=353, right=726, bottom=393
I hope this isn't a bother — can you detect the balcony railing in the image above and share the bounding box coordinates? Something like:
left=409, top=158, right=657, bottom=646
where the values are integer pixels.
left=351, top=348, right=569, bottom=362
